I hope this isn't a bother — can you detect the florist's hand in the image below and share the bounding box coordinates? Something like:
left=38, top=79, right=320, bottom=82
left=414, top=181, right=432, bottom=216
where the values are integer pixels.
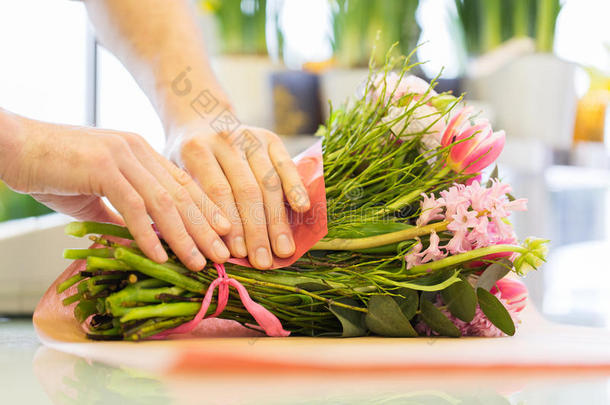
left=0, top=111, right=232, bottom=270
left=167, top=123, right=311, bottom=269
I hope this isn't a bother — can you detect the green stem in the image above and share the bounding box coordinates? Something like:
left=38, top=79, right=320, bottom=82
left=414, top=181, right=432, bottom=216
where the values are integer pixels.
left=114, top=248, right=205, bottom=293
left=87, top=257, right=132, bottom=271
left=312, top=220, right=448, bottom=251
left=379, top=166, right=451, bottom=214
left=106, top=286, right=185, bottom=316
left=57, top=273, right=85, bottom=294
left=120, top=302, right=205, bottom=322
left=227, top=273, right=368, bottom=314
left=62, top=293, right=81, bottom=306
left=64, top=248, right=113, bottom=260
left=123, top=316, right=192, bottom=341
left=65, top=221, right=133, bottom=240
left=408, top=244, right=526, bottom=274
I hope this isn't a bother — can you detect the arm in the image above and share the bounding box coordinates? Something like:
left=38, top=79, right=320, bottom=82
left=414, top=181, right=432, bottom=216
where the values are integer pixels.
left=83, top=0, right=310, bottom=269
left=0, top=107, right=231, bottom=271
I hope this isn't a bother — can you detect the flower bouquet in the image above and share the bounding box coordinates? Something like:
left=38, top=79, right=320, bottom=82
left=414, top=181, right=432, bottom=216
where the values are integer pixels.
left=58, top=48, right=547, bottom=340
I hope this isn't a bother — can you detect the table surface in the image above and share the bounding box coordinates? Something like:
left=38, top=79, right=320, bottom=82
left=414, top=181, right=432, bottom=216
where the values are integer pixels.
left=5, top=147, right=610, bottom=403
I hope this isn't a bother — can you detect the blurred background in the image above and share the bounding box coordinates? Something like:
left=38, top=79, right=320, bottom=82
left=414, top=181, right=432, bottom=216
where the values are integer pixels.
left=2, top=2, right=610, bottom=404
left=0, top=0, right=610, bottom=327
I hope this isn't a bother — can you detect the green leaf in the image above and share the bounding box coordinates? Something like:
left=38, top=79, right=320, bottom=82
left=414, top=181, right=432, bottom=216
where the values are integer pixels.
left=329, top=298, right=367, bottom=337
left=365, top=295, right=418, bottom=337
left=476, top=288, right=515, bottom=336
left=476, top=259, right=512, bottom=291
left=419, top=296, right=461, bottom=337
left=392, top=288, right=418, bottom=320
left=392, top=269, right=461, bottom=292
left=295, top=282, right=330, bottom=292
left=441, top=280, right=477, bottom=322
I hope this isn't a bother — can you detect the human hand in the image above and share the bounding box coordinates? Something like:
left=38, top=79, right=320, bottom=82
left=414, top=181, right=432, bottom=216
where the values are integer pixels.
left=0, top=110, right=232, bottom=271
left=167, top=122, right=311, bottom=269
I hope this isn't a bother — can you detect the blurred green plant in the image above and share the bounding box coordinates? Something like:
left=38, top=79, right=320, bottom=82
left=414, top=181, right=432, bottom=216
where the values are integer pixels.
left=454, top=0, right=561, bottom=55
left=201, top=0, right=268, bottom=55
left=0, top=181, right=53, bottom=222
left=331, top=0, right=420, bottom=68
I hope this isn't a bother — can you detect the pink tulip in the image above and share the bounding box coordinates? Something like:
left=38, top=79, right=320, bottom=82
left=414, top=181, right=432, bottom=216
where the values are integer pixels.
left=492, top=278, right=528, bottom=312
left=441, top=107, right=505, bottom=174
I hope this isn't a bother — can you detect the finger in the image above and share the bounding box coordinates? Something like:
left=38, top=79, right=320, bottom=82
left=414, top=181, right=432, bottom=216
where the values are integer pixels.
left=126, top=133, right=232, bottom=236
left=182, top=144, right=248, bottom=259
left=214, top=142, right=273, bottom=269
left=103, top=173, right=168, bottom=263
left=118, top=156, right=206, bottom=271
left=128, top=145, right=231, bottom=264
left=156, top=155, right=231, bottom=236
left=268, top=137, right=311, bottom=212
left=247, top=150, right=295, bottom=258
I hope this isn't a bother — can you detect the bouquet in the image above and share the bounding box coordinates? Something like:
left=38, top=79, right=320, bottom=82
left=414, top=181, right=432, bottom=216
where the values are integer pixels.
left=58, top=48, right=547, bottom=340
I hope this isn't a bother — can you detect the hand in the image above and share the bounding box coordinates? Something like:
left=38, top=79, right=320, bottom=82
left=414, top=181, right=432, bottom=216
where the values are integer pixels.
left=167, top=122, right=311, bottom=269
left=0, top=110, right=232, bottom=271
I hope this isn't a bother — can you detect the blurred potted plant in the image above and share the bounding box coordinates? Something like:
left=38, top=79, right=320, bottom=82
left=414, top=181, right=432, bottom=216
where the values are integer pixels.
left=198, top=0, right=275, bottom=129
left=320, top=0, right=420, bottom=120
left=455, top=0, right=577, bottom=152
left=0, top=182, right=52, bottom=223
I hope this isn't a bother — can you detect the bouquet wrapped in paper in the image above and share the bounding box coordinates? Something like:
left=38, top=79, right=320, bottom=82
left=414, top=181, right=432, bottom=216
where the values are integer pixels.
left=57, top=48, right=547, bottom=340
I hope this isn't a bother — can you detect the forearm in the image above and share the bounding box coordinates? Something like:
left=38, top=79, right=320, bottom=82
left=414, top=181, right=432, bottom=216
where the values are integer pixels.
left=0, top=108, right=27, bottom=189
left=83, top=0, right=232, bottom=135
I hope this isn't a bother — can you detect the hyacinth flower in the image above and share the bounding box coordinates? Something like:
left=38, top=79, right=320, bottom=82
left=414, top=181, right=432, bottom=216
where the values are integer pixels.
left=441, top=107, right=506, bottom=175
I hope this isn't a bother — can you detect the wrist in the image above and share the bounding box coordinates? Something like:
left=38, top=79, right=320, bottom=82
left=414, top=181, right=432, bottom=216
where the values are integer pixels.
left=163, top=99, right=236, bottom=164
left=159, top=70, right=234, bottom=141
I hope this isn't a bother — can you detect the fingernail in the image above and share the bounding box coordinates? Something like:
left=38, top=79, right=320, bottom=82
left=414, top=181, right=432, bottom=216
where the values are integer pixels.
left=154, top=244, right=168, bottom=262
left=213, top=239, right=230, bottom=261
left=214, top=212, right=231, bottom=232
left=233, top=236, right=248, bottom=258
left=255, top=247, right=272, bottom=268
left=276, top=233, right=294, bottom=256
left=191, top=247, right=206, bottom=270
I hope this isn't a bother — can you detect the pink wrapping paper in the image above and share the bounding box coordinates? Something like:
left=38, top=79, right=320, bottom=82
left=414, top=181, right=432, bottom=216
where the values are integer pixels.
left=229, top=140, right=327, bottom=269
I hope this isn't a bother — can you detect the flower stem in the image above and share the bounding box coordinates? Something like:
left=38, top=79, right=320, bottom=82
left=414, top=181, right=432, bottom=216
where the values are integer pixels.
left=114, top=248, right=205, bottom=293
left=312, top=220, right=449, bottom=251
left=225, top=272, right=369, bottom=313
left=378, top=166, right=451, bottom=215
left=65, top=221, right=132, bottom=240
left=64, top=248, right=113, bottom=260
left=408, top=244, right=527, bottom=274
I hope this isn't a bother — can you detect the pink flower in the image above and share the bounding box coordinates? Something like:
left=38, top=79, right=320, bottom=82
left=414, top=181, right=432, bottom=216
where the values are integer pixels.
left=467, top=216, right=491, bottom=247
left=405, top=239, right=423, bottom=269
left=446, top=230, right=472, bottom=254
left=506, top=198, right=528, bottom=212
left=441, top=107, right=505, bottom=174
left=416, top=193, right=445, bottom=226
left=464, top=180, right=489, bottom=212
left=419, top=231, right=446, bottom=263
left=439, top=184, right=469, bottom=218
left=448, top=204, right=479, bottom=233
left=493, top=278, right=528, bottom=312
